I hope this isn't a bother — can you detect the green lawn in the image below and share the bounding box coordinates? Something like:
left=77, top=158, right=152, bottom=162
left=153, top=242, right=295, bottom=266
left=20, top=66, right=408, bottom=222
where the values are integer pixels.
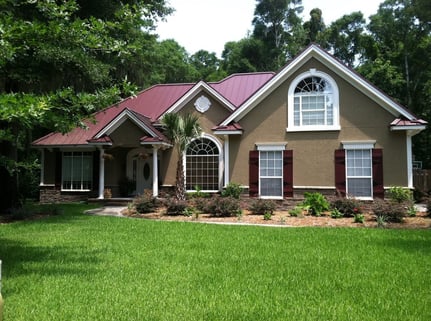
left=0, top=203, right=430, bottom=321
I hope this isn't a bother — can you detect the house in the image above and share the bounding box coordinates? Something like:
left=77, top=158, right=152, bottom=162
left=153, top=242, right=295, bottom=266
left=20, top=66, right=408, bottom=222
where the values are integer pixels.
left=32, top=44, right=427, bottom=203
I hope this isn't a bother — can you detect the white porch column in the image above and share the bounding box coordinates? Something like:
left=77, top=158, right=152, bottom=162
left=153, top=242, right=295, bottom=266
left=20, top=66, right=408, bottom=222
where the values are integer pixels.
left=39, top=149, right=45, bottom=185
left=224, top=135, right=230, bottom=187
left=152, top=146, right=159, bottom=197
left=98, top=148, right=105, bottom=199
left=406, top=134, right=413, bottom=189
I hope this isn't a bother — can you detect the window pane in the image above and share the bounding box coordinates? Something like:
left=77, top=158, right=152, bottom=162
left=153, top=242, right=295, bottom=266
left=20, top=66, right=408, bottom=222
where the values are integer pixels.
left=261, top=178, right=282, bottom=197
left=347, top=178, right=372, bottom=197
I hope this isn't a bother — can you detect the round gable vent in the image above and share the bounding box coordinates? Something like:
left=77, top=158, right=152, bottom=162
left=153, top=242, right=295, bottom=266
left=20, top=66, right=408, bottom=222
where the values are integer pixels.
left=194, top=95, right=211, bottom=113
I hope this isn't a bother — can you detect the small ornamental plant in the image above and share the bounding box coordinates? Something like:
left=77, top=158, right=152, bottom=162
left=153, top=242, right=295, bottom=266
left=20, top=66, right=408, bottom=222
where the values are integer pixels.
left=302, top=192, right=330, bottom=216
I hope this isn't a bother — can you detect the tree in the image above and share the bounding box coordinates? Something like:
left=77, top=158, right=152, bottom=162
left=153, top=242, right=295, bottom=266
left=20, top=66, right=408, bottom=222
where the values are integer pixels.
left=190, top=50, right=224, bottom=81
left=322, top=12, right=367, bottom=67
left=303, top=8, right=325, bottom=45
left=252, top=0, right=304, bottom=69
left=160, top=113, right=202, bottom=201
left=359, top=0, right=431, bottom=167
left=0, top=0, right=172, bottom=210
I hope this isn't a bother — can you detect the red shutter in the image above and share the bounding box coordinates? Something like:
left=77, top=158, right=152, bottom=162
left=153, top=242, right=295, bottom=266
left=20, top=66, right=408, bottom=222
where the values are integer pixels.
left=372, top=149, right=384, bottom=199
left=334, top=149, right=346, bottom=197
left=249, top=150, right=259, bottom=197
left=283, top=150, right=293, bottom=197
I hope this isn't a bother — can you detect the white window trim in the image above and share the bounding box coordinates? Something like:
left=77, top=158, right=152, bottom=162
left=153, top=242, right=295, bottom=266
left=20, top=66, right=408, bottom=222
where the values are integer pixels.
left=343, top=141, right=375, bottom=200
left=258, top=148, right=284, bottom=199
left=287, top=70, right=340, bottom=132
left=256, top=142, right=287, bottom=151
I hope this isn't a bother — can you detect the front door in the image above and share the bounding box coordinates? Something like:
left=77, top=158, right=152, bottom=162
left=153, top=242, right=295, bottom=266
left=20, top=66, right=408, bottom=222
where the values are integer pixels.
left=136, top=158, right=152, bottom=195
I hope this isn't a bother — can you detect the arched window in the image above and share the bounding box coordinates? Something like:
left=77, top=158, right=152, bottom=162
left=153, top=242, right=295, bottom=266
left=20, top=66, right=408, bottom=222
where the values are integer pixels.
left=186, top=137, right=220, bottom=191
left=287, top=70, right=340, bottom=131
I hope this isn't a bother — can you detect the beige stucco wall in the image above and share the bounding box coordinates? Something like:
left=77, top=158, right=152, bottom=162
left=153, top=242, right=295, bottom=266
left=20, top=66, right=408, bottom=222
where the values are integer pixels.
left=229, top=57, right=408, bottom=188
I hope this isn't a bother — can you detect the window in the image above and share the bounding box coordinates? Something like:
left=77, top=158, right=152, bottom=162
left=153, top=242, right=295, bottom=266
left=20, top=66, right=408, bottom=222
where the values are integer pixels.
left=62, top=152, right=93, bottom=191
left=186, top=137, right=220, bottom=191
left=288, top=70, right=339, bottom=131
left=259, top=151, right=283, bottom=197
left=346, top=149, right=372, bottom=198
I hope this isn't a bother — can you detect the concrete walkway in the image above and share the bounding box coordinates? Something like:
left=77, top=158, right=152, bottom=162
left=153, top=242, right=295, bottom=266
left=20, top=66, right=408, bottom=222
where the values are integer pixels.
left=85, top=206, right=127, bottom=217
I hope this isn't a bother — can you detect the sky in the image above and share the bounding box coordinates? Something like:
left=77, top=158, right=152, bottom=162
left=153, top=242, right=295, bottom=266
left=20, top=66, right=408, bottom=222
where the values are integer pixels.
left=157, top=0, right=382, bottom=57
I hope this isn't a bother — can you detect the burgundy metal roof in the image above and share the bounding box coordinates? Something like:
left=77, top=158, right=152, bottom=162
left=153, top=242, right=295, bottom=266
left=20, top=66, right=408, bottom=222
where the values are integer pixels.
left=210, top=72, right=274, bottom=106
left=32, top=73, right=275, bottom=146
left=390, top=118, right=428, bottom=127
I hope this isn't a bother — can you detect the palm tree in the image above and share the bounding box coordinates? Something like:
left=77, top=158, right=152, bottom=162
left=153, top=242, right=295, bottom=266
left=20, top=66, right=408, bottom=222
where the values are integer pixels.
left=161, top=113, right=202, bottom=200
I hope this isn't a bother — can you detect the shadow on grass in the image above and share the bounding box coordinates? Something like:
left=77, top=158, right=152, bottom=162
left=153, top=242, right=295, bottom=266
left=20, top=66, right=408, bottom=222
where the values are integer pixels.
left=0, top=238, right=102, bottom=294
left=376, top=234, right=431, bottom=254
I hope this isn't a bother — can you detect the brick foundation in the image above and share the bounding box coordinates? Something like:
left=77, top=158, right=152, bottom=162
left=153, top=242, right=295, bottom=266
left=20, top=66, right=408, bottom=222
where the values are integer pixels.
left=39, top=185, right=96, bottom=203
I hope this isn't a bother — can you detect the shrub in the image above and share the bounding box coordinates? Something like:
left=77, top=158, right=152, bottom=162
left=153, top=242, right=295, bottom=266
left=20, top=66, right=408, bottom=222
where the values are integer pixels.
left=302, top=192, right=330, bottom=216
left=133, top=191, right=157, bottom=214
left=207, top=196, right=242, bottom=217
left=288, top=206, right=303, bottom=217
left=331, top=198, right=362, bottom=217
left=221, top=182, right=243, bottom=199
left=330, top=208, right=343, bottom=219
left=248, top=199, right=276, bottom=215
left=187, top=185, right=210, bottom=199
left=193, top=198, right=211, bottom=213
left=164, top=198, right=188, bottom=215
left=263, top=212, right=272, bottom=220
left=372, top=199, right=407, bottom=223
left=388, top=186, right=413, bottom=203
left=354, top=214, right=365, bottom=223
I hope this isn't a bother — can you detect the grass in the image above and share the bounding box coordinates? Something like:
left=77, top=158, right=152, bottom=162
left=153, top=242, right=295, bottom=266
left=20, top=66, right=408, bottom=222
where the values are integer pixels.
left=0, top=203, right=430, bottom=320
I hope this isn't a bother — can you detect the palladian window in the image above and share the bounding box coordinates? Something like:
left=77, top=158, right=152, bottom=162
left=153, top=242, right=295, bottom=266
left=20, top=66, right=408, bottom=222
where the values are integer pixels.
left=288, top=70, right=340, bottom=131
left=186, top=137, right=220, bottom=191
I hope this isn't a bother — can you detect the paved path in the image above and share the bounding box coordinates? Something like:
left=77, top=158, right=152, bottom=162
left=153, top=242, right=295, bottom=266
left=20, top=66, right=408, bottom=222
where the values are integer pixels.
left=85, top=206, right=127, bottom=217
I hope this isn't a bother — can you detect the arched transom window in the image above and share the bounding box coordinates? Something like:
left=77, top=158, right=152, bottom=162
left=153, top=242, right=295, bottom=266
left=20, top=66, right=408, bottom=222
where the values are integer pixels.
left=186, top=137, right=220, bottom=191
left=288, top=70, right=340, bottom=131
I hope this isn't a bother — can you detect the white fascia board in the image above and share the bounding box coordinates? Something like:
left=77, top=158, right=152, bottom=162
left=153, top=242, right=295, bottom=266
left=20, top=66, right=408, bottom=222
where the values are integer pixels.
left=95, top=109, right=157, bottom=139
left=390, top=125, right=427, bottom=132
left=310, top=46, right=416, bottom=120
left=160, top=81, right=236, bottom=118
left=213, top=130, right=243, bottom=135
left=222, top=45, right=417, bottom=125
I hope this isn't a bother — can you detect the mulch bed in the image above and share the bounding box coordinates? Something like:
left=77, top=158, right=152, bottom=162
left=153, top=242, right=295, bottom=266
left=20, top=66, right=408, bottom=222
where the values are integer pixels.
left=122, top=208, right=431, bottom=229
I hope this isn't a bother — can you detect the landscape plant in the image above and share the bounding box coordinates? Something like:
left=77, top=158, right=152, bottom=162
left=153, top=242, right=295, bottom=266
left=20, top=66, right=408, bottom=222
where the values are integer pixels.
left=207, top=196, right=242, bottom=217
left=133, top=190, right=158, bottom=214
left=302, top=192, right=330, bottom=216
left=221, top=182, right=243, bottom=199
left=248, top=199, right=276, bottom=215
left=331, top=197, right=362, bottom=217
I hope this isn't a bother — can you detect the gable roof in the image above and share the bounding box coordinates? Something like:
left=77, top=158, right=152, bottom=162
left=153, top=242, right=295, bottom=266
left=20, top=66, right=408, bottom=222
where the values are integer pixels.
left=221, top=44, right=424, bottom=126
left=32, top=44, right=426, bottom=147
left=32, top=72, right=273, bottom=147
